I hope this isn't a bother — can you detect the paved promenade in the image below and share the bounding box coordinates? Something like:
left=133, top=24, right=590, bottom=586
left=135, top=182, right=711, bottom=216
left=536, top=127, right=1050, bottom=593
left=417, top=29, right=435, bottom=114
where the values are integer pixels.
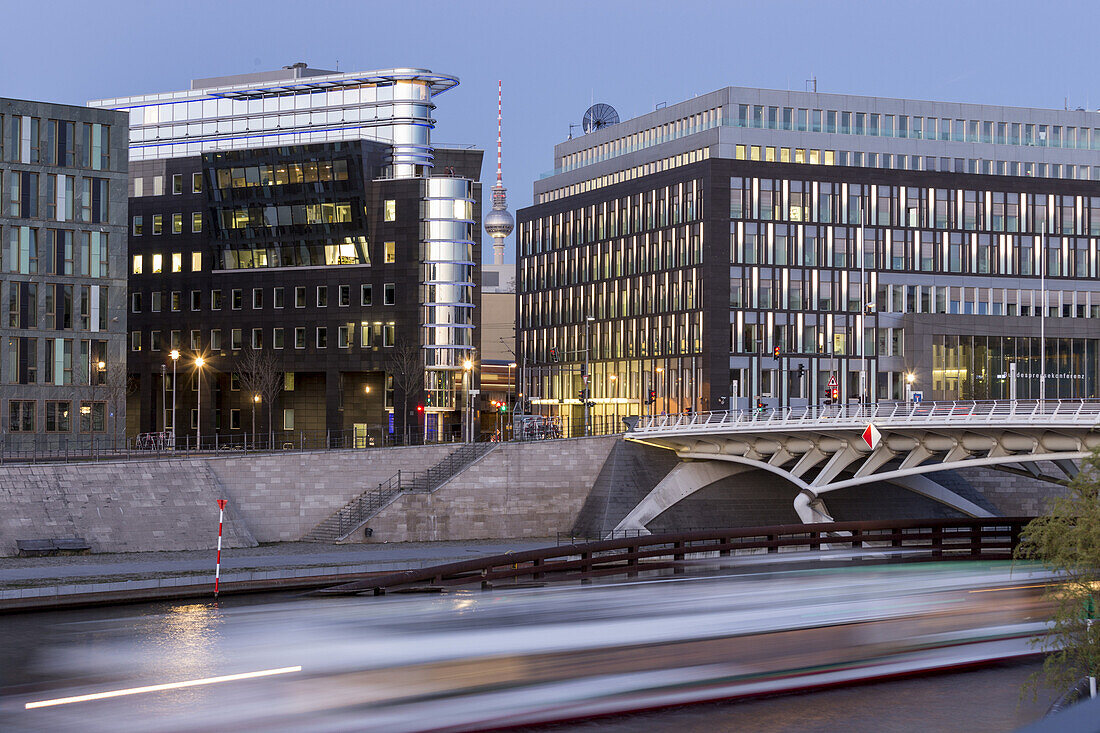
left=0, top=539, right=557, bottom=585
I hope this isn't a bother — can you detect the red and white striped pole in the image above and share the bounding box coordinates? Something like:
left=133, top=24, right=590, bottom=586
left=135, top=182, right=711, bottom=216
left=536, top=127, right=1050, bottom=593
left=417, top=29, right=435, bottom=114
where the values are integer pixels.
left=214, top=499, right=227, bottom=597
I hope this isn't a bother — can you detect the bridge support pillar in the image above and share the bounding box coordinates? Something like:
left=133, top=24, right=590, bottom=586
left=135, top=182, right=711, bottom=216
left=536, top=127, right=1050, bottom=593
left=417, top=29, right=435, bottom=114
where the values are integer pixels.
left=611, top=461, right=747, bottom=536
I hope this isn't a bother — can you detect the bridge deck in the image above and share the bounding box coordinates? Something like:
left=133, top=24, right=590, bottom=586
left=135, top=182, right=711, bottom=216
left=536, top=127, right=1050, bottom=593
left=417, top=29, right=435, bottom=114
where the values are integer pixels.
left=631, top=399, right=1100, bottom=435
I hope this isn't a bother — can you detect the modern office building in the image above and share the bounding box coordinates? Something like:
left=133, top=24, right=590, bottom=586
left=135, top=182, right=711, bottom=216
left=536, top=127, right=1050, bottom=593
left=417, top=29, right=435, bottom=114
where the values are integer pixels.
left=518, top=87, right=1100, bottom=424
left=0, top=98, right=129, bottom=446
left=89, top=64, right=482, bottom=445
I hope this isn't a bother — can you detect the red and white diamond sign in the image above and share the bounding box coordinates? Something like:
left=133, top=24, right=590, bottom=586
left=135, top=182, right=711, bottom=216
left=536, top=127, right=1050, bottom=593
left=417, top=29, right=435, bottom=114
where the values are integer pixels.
left=862, top=423, right=881, bottom=450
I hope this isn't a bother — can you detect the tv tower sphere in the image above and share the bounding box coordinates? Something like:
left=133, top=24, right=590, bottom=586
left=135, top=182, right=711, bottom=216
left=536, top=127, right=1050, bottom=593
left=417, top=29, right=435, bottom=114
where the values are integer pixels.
left=485, top=80, right=513, bottom=265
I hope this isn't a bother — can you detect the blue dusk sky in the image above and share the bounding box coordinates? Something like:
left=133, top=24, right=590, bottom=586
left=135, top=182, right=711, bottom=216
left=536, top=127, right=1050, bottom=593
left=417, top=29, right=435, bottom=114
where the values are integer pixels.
left=3, top=0, right=1099, bottom=263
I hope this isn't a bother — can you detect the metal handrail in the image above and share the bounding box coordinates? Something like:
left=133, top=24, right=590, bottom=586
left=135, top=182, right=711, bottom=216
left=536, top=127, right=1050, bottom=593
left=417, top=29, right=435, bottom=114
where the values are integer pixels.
left=632, top=399, right=1100, bottom=434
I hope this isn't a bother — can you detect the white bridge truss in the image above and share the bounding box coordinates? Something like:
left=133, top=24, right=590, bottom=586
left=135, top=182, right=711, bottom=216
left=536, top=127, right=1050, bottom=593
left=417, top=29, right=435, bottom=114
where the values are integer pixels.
left=619, top=400, right=1100, bottom=531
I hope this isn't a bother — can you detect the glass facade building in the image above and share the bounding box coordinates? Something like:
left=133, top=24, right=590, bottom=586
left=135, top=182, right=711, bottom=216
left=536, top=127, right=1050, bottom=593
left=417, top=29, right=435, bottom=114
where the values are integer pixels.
left=0, top=98, right=129, bottom=446
left=90, top=65, right=481, bottom=443
left=519, top=86, right=1100, bottom=421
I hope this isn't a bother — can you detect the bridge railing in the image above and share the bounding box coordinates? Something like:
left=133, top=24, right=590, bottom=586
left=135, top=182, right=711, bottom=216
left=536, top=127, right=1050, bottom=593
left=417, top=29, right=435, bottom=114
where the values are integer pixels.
left=632, top=399, right=1100, bottom=433
left=316, top=517, right=1033, bottom=596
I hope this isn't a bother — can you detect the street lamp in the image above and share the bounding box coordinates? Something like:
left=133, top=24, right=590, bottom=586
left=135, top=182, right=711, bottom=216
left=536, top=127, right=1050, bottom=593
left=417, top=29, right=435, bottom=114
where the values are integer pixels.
left=905, top=372, right=915, bottom=405
left=93, top=360, right=105, bottom=438
left=584, top=316, right=595, bottom=436
left=194, top=356, right=205, bottom=448
left=463, top=358, right=474, bottom=443
left=252, top=394, right=260, bottom=449
left=655, top=366, right=664, bottom=416
left=169, top=349, right=179, bottom=448
left=609, top=374, right=618, bottom=429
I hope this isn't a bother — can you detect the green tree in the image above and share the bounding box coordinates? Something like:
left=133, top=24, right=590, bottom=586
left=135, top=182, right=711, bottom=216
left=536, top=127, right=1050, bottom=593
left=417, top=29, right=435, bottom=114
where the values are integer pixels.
left=1015, top=450, right=1100, bottom=693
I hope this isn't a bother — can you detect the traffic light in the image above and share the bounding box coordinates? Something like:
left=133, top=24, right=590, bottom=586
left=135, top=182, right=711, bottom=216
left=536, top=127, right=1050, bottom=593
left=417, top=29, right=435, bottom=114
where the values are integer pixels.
left=646, top=389, right=656, bottom=404
left=756, top=396, right=765, bottom=411
left=831, top=387, right=839, bottom=400
left=416, top=404, right=424, bottom=413
left=549, top=347, right=559, bottom=363
left=798, top=364, right=806, bottom=378
left=499, top=403, right=507, bottom=414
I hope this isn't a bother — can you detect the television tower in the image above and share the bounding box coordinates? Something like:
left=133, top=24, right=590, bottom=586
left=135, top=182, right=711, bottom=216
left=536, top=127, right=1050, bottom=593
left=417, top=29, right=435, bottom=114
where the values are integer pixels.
left=484, top=80, right=514, bottom=265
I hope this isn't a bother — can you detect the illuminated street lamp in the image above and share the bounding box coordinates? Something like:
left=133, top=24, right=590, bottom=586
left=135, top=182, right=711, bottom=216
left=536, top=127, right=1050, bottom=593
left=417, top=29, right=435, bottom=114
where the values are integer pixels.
left=195, top=356, right=205, bottom=448
left=169, top=349, right=180, bottom=447
left=463, top=358, right=474, bottom=443
left=905, top=372, right=916, bottom=404
left=252, top=394, right=260, bottom=449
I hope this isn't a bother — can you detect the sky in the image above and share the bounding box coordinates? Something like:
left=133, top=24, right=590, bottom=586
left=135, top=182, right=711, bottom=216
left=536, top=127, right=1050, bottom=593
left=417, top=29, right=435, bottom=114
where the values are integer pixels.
left=4, top=0, right=1100, bottom=264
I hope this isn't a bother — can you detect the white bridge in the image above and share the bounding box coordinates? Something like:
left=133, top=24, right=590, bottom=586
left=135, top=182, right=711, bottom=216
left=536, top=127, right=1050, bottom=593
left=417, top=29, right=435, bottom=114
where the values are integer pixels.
left=619, top=400, right=1100, bottom=531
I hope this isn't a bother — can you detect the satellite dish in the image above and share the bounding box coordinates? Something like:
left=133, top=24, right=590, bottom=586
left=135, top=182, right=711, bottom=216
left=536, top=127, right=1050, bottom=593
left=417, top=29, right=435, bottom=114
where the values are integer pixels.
left=582, top=103, right=619, bottom=133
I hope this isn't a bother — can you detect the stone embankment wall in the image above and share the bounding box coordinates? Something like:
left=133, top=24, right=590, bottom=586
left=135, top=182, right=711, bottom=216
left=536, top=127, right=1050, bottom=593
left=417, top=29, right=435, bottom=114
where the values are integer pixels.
left=0, top=445, right=454, bottom=556
left=360, top=437, right=620, bottom=543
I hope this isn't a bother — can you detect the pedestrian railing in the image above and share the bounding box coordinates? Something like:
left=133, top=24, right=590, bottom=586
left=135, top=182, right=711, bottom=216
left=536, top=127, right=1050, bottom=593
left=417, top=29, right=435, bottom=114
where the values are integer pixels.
left=318, top=517, right=1034, bottom=596
left=631, top=399, right=1100, bottom=434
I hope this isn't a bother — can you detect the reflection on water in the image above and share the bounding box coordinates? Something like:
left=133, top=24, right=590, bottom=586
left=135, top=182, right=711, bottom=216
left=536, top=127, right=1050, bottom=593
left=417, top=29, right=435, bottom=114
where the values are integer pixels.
left=0, top=563, right=1061, bottom=732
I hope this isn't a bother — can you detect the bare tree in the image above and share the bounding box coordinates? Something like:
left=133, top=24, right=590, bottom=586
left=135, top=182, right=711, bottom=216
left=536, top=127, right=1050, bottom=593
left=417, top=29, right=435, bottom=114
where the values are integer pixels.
left=237, top=348, right=284, bottom=446
left=389, top=338, right=425, bottom=444
left=102, top=359, right=134, bottom=449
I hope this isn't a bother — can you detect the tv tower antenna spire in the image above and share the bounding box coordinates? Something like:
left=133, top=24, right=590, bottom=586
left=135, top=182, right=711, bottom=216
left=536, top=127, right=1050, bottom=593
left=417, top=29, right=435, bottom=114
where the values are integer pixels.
left=484, top=80, right=514, bottom=266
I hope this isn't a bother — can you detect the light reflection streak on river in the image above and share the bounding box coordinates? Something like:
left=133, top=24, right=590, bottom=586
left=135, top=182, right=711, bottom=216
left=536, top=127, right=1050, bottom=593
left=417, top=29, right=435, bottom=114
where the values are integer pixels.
left=0, top=561, right=1058, bottom=732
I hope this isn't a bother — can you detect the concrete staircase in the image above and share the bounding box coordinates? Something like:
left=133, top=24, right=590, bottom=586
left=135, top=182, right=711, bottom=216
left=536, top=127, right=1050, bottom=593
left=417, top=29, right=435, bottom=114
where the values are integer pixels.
left=303, top=442, right=497, bottom=542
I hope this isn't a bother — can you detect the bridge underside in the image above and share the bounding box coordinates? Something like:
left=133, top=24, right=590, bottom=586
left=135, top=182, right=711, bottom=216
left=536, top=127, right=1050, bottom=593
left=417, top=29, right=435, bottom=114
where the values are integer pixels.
left=617, top=425, right=1095, bottom=534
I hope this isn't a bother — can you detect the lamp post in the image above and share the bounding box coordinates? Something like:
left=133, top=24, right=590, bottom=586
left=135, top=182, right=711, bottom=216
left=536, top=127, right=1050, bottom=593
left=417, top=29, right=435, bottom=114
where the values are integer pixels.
left=609, top=374, right=618, bottom=430
left=463, top=358, right=473, bottom=443
left=655, top=366, right=664, bottom=415
left=251, top=394, right=260, bottom=449
left=584, top=316, right=595, bottom=436
left=195, top=356, right=205, bottom=449
left=905, top=372, right=915, bottom=405
left=508, top=362, right=517, bottom=438
left=170, top=349, right=179, bottom=448
left=94, top=360, right=105, bottom=439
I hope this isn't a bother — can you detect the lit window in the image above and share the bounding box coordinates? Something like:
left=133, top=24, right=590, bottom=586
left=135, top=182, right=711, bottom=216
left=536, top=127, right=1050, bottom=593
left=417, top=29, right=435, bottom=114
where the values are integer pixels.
left=192, top=212, right=202, bottom=233
left=151, top=254, right=162, bottom=273
left=132, top=255, right=143, bottom=274
left=132, top=216, right=143, bottom=236
left=384, top=241, right=396, bottom=263
left=171, top=253, right=182, bottom=272
left=191, top=251, right=202, bottom=271
left=192, top=172, right=203, bottom=193
left=152, top=214, right=163, bottom=235
left=384, top=199, right=396, bottom=221
left=172, top=213, right=182, bottom=234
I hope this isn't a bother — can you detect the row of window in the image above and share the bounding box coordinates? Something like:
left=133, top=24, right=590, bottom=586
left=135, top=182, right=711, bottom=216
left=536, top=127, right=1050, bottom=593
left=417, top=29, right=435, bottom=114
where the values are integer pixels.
left=523, top=311, right=704, bottom=363
left=132, top=212, right=203, bottom=236
left=3, top=227, right=110, bottom=277
left=559, top=107, right=720, bottom=173
left=732, top=223, right=1100, bottom=278
left=731, top=177, right=1100, bottom=234
left=521, top=225, right=702, bottom=291
left=133, top=172, right=203, bottom=197
left=2, top=116, right=111, bottom=169
left=4, top=337, right=109, bottom=385
left=6, top=400, right=106, bottom=433
left=218, top=201, right=355, bottom=229
left=6, top=282, right=109, bottom=331
left=732, top=144, right=1100, bottom=183
left=731, top=268, right=1100, bottom=317
left=537, top=148, right=710, bottom=204
left=130, top=283, right=394, bottom=313
left=522, top=270, right=699, bottom=329
left=131, top=322, right=397, bottom=352
left=522, top=183, right=703, bottom=255
left=735, top=103, right=1100, bottom=151
left=212, top=159, right=351, bottom=189
left=2, top=171, right=112, bottom=222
